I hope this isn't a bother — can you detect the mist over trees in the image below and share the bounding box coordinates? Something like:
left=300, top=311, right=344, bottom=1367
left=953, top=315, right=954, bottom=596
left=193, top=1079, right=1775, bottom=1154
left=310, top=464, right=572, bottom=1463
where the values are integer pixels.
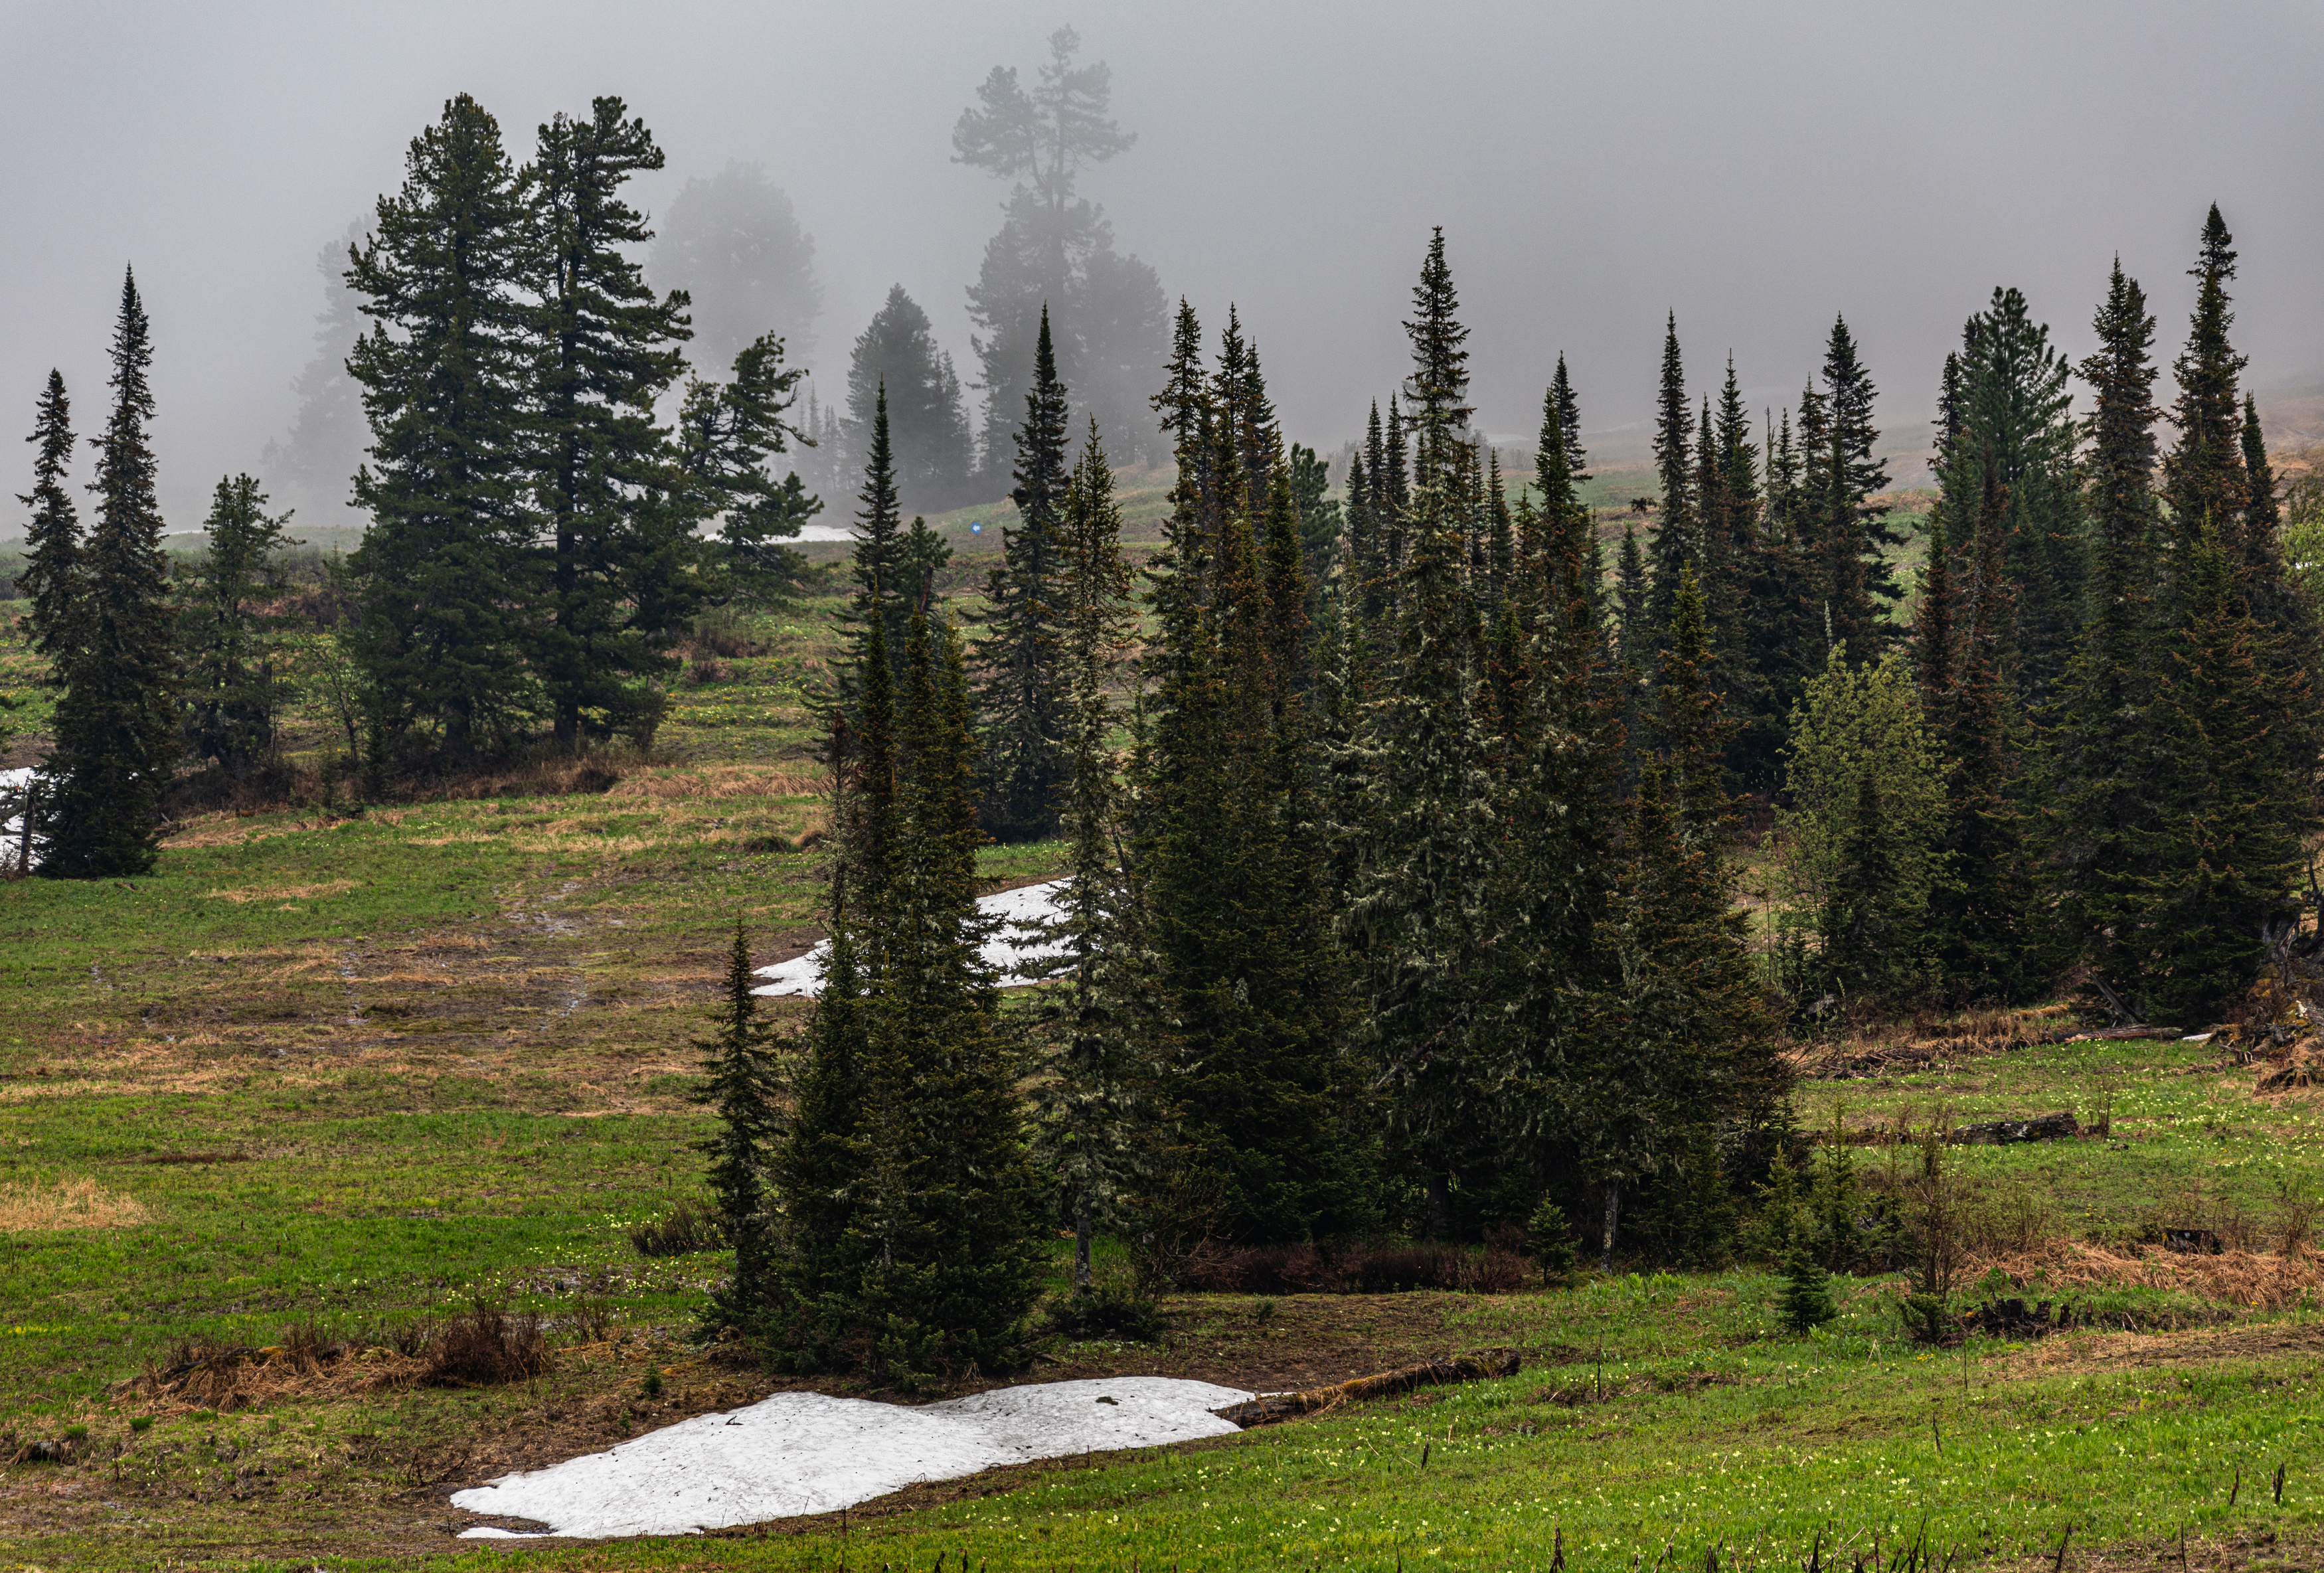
left=645, top=160, right=823, bottom=374
left=258, top=222, right=369, bottom=529
left=954, top=26, right=1169, bottom=477
left=843, top=285, right=973, bottom=511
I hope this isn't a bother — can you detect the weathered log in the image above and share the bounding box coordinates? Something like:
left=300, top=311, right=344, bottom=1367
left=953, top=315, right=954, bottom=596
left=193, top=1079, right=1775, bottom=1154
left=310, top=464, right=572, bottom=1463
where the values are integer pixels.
left=1950, top=1111, right=2079, bottom=1145
left=1210, top=1348, right=1521, bottom=1429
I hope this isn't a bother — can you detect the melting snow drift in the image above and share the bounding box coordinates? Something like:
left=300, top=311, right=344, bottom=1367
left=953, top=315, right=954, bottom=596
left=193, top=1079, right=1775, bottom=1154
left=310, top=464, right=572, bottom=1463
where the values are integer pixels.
left=452, top=1376, right=1251, bottom=1539
left=752, top=877, right=1070, bottom=997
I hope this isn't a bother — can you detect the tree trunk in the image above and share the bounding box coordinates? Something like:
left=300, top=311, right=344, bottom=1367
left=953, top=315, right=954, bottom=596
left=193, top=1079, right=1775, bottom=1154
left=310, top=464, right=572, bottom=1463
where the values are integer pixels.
left=1074, top=1201, right=1092, bottom=1293
left=1600, top=1178, right=1622, bottom=1272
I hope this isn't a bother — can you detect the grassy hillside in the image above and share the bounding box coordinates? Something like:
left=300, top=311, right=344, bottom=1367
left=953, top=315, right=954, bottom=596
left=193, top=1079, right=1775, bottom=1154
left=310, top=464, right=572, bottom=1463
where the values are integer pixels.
left=0, top=528, right=2317, bottom=1566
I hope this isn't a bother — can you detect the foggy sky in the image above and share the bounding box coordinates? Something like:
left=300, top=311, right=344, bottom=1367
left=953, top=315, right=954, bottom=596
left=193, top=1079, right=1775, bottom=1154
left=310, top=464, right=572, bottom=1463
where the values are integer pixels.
left=5, top=0, right=2322, bottom=527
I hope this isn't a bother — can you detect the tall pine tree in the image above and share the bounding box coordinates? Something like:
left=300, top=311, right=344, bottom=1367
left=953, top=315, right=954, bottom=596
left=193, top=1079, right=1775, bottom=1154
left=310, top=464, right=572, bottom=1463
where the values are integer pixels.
left=42, top=270, right=179, bottom=879
left=977, top=307, right=1071, bottom=841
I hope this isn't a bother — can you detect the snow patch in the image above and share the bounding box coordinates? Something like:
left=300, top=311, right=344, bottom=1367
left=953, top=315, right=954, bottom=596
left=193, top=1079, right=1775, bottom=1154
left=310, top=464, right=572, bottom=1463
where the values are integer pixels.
left=450, top=1376, right=1249, bottom=1540
left=752, top=877, right=1070, bottom=997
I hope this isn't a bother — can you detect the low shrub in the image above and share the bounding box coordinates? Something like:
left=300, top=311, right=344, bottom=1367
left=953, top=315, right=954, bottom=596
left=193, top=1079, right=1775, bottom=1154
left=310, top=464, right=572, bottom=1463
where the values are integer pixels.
left=1043, top=1280, right=1167, bottom=1343
left=628, top=1200, right=723, bottom=1257
left=1180, top=1238, right=1530, bottom=1295
left=424, top=1300, right=552, bottom=1386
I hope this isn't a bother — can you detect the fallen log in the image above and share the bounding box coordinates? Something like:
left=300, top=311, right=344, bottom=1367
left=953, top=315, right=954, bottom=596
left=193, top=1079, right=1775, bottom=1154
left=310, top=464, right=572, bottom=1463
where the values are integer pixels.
left=1950, top=1111, right=2080, bottom=1145
left=1210, top=1348, right=1521, bottom=1428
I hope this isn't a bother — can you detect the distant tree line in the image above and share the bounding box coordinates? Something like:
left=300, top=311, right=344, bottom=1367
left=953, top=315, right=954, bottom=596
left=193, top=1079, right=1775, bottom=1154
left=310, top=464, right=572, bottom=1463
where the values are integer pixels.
left=702, top=211, right=2317, bottom=1378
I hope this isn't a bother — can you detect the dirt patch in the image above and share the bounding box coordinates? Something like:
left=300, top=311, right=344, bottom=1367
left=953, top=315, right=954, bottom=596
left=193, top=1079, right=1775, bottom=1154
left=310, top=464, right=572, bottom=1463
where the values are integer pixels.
left=0, top=1175, right=151, bottom=1231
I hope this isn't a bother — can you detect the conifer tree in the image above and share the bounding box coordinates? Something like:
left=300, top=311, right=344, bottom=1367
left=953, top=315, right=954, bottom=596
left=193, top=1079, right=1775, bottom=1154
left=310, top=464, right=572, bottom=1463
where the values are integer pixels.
left=838, top=386, right=907, bottom=697
left=42, top=270, right=179, bottom=879
left=18, top=371, right=81, bottom=664
left=1343, top=463, right=1499, bottom=1236
left=1647, top=314, right=1698, bottom=637
left=695, top=922, right=785, bottom=1331
left=2044, top=260, right=2163, bottom=980
left=346, top=94, right=536, bottom=754
left=181, top=475, right=294, bottom=776
left=1810, top=317, right=1898, bottom=661
left=2164, top=206, right=2248, bottom=552
left=1031, top=424, right=1147, bottom=1290
left=977, top=307, right=1071, bottom=841
left=1928, top=449, right=2031, bottom=999
left=2106, top=523, right=2310, bottom=1022
left=855, top=608, right=1044, bottom=1380
left=1613, top=521, right=1651, bottom=787
left=528, top=96, right=695, bottom=750
left=769, top=699, right=885, bottom=1353
left=1403, top=228, right=1472, bottom=495
left=672, top=329, right=817, bottom=604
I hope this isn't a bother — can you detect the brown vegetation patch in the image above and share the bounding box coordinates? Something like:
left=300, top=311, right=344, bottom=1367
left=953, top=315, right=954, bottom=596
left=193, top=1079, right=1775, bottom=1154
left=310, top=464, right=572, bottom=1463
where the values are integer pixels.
left=1974, top=1240, right=2324, bottom=1311
left=1790, top=1003, right=2081, bottom=1078
left=0, top=1175, right=151, bottom=1232
left=608, top=765, right=823, bottom=801
left=203, top=880, right=357, bottom=904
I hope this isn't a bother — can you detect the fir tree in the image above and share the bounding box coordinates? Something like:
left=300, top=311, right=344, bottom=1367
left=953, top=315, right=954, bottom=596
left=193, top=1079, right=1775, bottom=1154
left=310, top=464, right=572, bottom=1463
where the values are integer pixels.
left=1287, top=440, right=1343, bottom=598
left=1647, top=314, right=1697, bottom=637
left=695, top=922, right=786, bottom=1332
left=2163, top=206, right=2248, bottom=552
left=528, top=96, right=695, bottom=751
left=346, top=94, right=536, bottom=754
left=837, top=386, right=907, bottom=699
left=1402, top=228, right=1472, bottom=493
left=2044, top=260, right=2163, bottom=982
left=1031, top=423, right=1148, bottom=1290
left=17, top=371, right=81, bottom=664
left=42, top=269, right=179, bottom=880
left=855, top=608, right=1045, bottom=1380
left=1778, top=1243, right=1838, bottom=1331
left=180, top=475, right=295, bottom=776
left=977, top=307, right=1071, bottom=842
left=1811, top=317, right=1898, bottom=661
left=1613, top=521, right=1651, bottom=787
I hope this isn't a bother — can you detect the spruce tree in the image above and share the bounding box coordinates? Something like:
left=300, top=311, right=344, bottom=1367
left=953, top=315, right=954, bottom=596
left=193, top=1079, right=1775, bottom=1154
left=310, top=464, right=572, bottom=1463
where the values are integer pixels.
left=977, top=307, right=1071, bottom=842
left=843, top=284, right=972, bottom=509
left=1031, top=424, right=1148, bottom=1290
left=2044, top=260, right=2163, bottom=983
left=837, top=386, right=907, bottom=700
left=2106, top=523, right=2310, bottom=1023
left=673, top=330, right=817, bottom=603
left=528, top=97, right=695, bottom=751
left=1647, top=314, right=1697, bottom=637
left=1402, top=228, right=1472, bottom=494
left=855, top=608, right=1045, bottom=1380
left=2163, top=206, right=2248, bottom=553
left=346, top=94, right=536, bottom=754
left=181, top=475, right=294, bottom=776
left=1811, top=317, right=1898, bottom=661
left=695, top=922, right=786, bottom=1332
left=18, top=371, right=82, bottom=664
left=1928, top=448, right=2031, bottom=999
left=42, top=269, right=179, bottom=880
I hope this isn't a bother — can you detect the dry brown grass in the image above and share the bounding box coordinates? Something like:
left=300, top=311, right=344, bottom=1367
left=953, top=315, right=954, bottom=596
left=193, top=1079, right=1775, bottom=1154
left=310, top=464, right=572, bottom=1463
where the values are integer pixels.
left=0, top=1175, right=152, bottom=1232
left=203, top=879, right=357, bottom=904
left=608, top=764, right=823, bottom=801
left=1973, top=1240, right=2324, bottom=1311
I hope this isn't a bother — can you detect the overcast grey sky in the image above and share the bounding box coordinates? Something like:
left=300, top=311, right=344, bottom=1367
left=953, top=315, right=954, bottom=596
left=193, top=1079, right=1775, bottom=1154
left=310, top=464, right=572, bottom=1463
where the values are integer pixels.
left=5, top=0, right=2321, bottom=523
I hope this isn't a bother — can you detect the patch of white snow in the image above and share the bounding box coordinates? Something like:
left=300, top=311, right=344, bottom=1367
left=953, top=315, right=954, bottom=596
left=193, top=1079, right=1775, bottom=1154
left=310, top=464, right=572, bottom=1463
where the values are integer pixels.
left=752, top=877, right=1070, bottom=997
left=450, top=1376, right=1249, bottom=1540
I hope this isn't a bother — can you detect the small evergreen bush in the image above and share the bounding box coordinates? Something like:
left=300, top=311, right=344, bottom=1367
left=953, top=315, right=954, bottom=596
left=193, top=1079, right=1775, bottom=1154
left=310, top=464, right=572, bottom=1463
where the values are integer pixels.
left=1527, top=1197, right=1580, bottom=1285
left=1776, top=1246, right=1837, bottom=1333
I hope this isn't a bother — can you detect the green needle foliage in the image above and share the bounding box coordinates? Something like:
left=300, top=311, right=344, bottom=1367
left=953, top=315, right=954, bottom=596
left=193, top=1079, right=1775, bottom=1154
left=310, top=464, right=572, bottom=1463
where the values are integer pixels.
left=179, top=475, right=295, bottom=778
left=693, top=922, right=785, bottom=1334
left=42, top=269, right=179, bottom=879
